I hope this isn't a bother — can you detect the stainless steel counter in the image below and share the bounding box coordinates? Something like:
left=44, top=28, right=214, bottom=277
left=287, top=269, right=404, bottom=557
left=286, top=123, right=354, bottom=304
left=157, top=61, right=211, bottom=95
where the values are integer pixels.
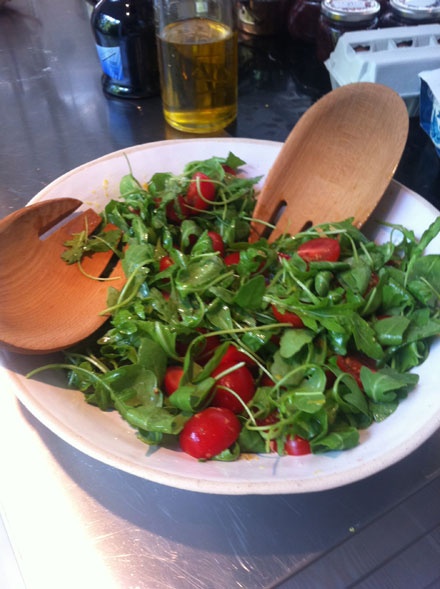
left=1, top=1, right=440, bottom=588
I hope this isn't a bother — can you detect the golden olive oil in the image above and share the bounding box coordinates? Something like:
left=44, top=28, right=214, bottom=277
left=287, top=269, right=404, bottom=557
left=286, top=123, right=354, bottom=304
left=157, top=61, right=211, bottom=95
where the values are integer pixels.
left=157, top=18, right=238, bottom=133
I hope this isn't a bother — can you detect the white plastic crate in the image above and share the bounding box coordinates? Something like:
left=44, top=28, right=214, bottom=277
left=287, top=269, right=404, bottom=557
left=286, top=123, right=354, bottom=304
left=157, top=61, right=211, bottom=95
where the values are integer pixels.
left=325, top=24, right=440, bottom=114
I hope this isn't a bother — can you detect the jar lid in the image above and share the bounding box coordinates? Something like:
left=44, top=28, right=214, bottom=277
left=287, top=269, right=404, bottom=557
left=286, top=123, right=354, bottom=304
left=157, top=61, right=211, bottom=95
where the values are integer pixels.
left=321, top=0, right=381, bottom=21
left=389, top=0, right=440, bottom=19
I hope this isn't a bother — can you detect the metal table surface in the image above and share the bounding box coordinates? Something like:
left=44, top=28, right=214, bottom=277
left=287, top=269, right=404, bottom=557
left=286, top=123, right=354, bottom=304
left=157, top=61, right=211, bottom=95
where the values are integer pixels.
left=1, top=1, right=440, bottom=588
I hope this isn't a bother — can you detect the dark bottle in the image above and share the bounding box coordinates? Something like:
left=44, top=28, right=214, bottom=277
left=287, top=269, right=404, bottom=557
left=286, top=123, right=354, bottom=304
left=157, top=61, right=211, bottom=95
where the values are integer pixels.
left=84, top=0, right=99, bottom=18
left=91, top=0, right=160, bottom=99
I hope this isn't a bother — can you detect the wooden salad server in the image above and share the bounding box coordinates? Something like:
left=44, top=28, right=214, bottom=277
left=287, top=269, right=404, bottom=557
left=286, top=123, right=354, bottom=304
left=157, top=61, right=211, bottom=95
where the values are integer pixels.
left=0, top=83, right=408, bottom=354
left=0, top=198, right=125, bottom=354
left=251, top=82, right=409, bottom=242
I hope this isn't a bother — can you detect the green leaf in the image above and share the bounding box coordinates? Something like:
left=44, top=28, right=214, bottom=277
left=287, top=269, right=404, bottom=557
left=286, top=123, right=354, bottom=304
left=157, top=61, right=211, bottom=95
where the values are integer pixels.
left=373, top=316, right=411, bottom=347
left=279, top=328, right=315, bottom=358
left=352, top=314, right=384, bottom=360
left=168, top=377, right=216, bottom=412
left=137, top=337, right=168, bottom=383
left=407, top=254, right=440, bottom=307
left=310, top=427, right=360, bottom=453
left=176, top=256, right=225, bottom=295
left=361, top=366, right=419, bottom=403
left=233, top=275, right=266, bottom=309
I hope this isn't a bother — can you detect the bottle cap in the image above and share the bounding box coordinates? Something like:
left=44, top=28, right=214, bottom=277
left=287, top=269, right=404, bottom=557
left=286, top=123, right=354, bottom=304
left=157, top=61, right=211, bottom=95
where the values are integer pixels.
left=321, top=0, right=381, bottom=21
left=389, top=0, right=440, bottom=19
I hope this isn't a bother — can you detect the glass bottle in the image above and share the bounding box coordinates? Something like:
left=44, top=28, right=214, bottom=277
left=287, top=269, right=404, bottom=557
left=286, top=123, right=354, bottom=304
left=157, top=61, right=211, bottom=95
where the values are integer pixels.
left=380, top=0, right=440, bottom=26
left=316, top=0, right=380, bottom=62
left=91, top=0, right=160, bottom=99
left=84, top=0, right=99, bottom=18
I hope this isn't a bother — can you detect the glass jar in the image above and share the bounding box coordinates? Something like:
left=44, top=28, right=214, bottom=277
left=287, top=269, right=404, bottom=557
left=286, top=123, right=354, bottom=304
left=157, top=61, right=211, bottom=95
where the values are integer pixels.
left=380, top=0, right=440, bottom=26
left=316, top=0, right=380, bottom=61
left=237, top=0, right=288, bottom=36
left=288, top=0, right=323, bottom=43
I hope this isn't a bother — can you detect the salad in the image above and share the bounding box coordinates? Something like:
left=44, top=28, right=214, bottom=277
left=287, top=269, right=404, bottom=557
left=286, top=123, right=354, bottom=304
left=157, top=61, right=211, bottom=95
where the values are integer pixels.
left=31, top=153, right=440, bottom=462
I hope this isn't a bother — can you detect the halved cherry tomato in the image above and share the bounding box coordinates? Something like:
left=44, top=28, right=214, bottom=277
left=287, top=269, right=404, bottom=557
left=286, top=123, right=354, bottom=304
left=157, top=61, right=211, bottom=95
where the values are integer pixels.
left=163, top=366, right=184, bottom=396
left=277, top=252, right=291, bottom=262
left=207, top=231, right=225, bottom=257
left=159, top=255, right=174, bottom=272
left=284, top=435, right=311, bottom=456
left=165, top=194, right=190, bottom=223
left=336, top=354, right=376, bottom=390
left=185, top=172, right=216, bottom=213
left=224, top=251, right=241, bottom=266
left=210, top=362, right=256, bottom=413
left=222, top=164, right=237, bottom=175
left=297, top=237, right=341, bottom=262
left=271, top=304, right=304, bottom=328
left=179, top=407, right=241, bottom=459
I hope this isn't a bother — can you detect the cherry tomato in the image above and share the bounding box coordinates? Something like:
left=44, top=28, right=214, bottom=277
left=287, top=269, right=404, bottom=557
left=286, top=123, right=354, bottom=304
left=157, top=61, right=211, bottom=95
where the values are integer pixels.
left=220, top=344, right=257, bottom=367
left=159, top=255, right=174, bottom=272
left=336, top=354, right=376, bottom=390
left=163, top=366, right=184, bottom=396
left=185, top=172, right=216, bottom=213
left=207, top=231, right=225, bottom=257
left=179, top=407, right=241, bottom=459
left=256, top=411, right=279, bottom=426
left=223, top=251, right=241, bottom=266
left=260, top=374, right=276, bottom=387
left=271, top=304, right=304, bottom=328
left=222, top=164, right=237, bottom=175
left=165, top=194, right=190, bottom=223
left=210, top=362, right=256, bottom=413
left=195, top=332, right=222, bottom=364
left=284, top=435, right=311, bottom=456
left=297, top=237, right=341, bottom=262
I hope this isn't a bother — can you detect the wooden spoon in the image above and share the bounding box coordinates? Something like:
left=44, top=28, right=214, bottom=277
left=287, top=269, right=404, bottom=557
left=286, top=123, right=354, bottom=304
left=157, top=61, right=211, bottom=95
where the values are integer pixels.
left=0, top=198, right=125, bottom=354
left=251, top=82, right=409, bottom=241
left=0, top=83, right=408, bottom=354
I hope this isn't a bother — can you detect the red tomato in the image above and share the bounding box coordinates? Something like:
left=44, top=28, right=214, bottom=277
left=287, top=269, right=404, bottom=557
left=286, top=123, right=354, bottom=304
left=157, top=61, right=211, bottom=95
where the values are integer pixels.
left=185, top=172, right=216, bottom=213
left=271, top=304, right=304, bottom=328
left=220, top=344, right=257, bottom=367
left=256, top=411, right=279, bottom=426
left=336, top=354, right=376, bottom=390
left=207, top=231, right=225, bottom=257
left=284, top=435, right=311, bottom=456
left=224, top=251, right=241, bottom=266
left=159, top=255, right=174, bottom=272
left=179, top=407, right=241, bottom=459
left=210, top=362, right=256, bottom=413
left=297, top=237, right=341, bottom=262
left=195, top=333, right=222, bottom=364
left=163, top=366, right=184, bottom=396
left=260, top=374, right=276, bottom=387
left=222, top=164, right=237, bottom=175
left=165, top=194, right=190, bottom=223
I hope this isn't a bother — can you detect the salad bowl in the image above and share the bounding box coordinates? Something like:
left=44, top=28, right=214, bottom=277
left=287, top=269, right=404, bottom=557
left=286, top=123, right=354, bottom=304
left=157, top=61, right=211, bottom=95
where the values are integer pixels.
left=1, top=137, right=439, bottom=495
